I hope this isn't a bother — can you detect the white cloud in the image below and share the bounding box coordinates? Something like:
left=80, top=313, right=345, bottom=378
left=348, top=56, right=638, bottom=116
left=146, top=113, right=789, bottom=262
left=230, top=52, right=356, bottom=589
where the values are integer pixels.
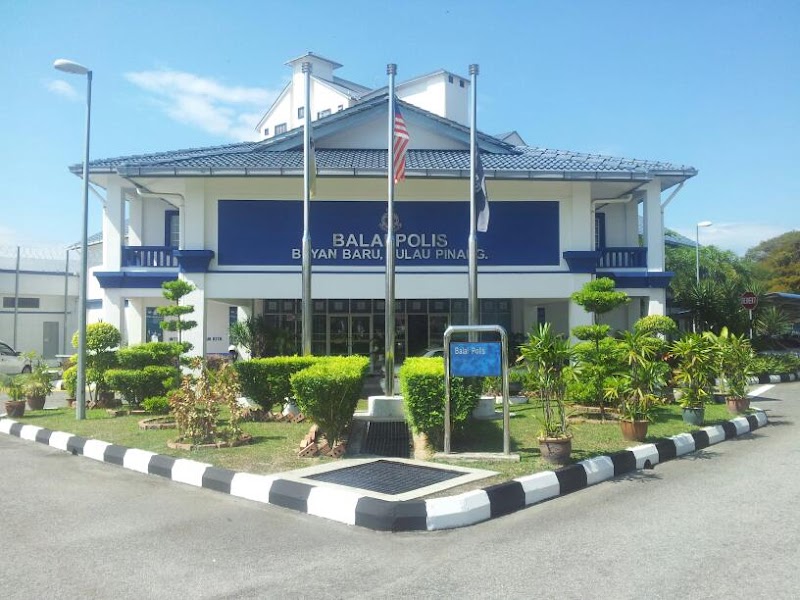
left=46, top=79, right=80, bottom=101
left=673, top=222, right=790, bottom=256
left=125, top=69, right=277, bottom=141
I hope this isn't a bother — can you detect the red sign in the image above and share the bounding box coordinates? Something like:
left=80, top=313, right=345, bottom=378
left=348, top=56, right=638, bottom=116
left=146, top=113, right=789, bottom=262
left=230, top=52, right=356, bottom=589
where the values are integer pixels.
left=740, top=292, right=758, bottom=311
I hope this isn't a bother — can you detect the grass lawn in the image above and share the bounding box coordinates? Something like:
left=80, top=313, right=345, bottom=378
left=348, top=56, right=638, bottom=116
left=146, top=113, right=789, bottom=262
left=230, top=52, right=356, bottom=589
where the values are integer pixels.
left=11, top=400, right=743, bottom=493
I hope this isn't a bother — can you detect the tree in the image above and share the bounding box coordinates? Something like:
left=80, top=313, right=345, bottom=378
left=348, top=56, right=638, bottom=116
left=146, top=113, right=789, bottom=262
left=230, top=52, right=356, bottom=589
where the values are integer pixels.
left=72, top=322, right=121, bottom=405
left=570, top=277, right=630, bottom=324
left=745, top=231, right=800, bottom=293
left=157, top=279, right=197, bottom=346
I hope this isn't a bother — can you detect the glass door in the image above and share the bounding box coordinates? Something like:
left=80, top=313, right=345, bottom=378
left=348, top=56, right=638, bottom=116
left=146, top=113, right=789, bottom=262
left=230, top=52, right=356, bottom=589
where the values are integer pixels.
left=328, top=315, right=349, bottom=355
left=351, top=315, right=372, bottom=356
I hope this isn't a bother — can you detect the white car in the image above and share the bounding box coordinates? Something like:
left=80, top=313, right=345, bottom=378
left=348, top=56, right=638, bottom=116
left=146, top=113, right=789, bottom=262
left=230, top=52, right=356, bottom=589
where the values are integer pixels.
left=0, top=341, right=31, bottom=375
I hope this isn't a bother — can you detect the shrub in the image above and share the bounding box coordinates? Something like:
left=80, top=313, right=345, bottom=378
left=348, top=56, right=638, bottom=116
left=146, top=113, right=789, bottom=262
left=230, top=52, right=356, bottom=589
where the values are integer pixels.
left=399, top=357, right=478, bottom=449
left=72, top=322, right=120, bottom=403
left=169, top=359, right=244, bottom=445
left=142, top=395, right=171, bottom=415
left=63, top=365, right=78, bottom=398
left=235, top=356, right=321, bottom=410
left=290, top=356, right=369, bottom=445
left=105, top=366, right=180, bottom=408
left=116, top=342, right=184, bottom=370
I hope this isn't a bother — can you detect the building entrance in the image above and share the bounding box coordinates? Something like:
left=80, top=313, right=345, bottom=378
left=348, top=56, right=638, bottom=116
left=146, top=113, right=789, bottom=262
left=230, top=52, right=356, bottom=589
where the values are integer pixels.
left=327, top=314, right=372, bottom=356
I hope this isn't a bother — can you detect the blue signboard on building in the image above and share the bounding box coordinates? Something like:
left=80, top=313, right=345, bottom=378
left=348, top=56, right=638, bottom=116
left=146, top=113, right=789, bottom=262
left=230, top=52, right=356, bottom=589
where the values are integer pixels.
left=449, top=342, right=502, bottom=377
left=217, top=199, right=560, bottom=267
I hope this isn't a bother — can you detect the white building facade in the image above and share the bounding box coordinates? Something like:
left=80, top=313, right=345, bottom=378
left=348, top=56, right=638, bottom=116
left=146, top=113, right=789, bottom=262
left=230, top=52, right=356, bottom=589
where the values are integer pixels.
left=80, top=54, right=696, bottom=361
left=0, top=247, right=80, bottom=358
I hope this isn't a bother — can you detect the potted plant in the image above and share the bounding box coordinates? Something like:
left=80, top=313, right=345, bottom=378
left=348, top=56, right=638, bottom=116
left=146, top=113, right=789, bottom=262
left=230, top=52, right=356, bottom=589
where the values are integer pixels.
left=24, top=356, right=54, bottom=411
left=519, top=323, right=573, bottom=464
left=716, top=331, right=755, bottom=413
left=605, top=329, right=669, bottom=441
left=670, top=333, right=716, bottom=425
left=2, top=374, right=28, bottom=418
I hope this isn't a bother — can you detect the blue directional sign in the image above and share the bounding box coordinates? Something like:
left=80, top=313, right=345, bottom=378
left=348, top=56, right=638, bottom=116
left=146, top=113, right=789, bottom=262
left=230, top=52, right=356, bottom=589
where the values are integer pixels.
left=450, top=342, right=502, bottom=377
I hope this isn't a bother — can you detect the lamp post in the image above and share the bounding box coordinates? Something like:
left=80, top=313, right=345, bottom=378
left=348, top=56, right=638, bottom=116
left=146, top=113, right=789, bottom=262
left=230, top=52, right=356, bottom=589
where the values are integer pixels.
left=54, top=59, right=92, bottom=420
left=695, top=220, right=712, bottom=285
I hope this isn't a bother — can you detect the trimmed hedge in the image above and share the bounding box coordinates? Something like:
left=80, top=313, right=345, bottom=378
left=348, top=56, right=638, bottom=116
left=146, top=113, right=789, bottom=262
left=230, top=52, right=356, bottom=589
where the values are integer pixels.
left=290, top=356, right=369, bottom=445
left=142, top=395, right=170, bottom=415
left=105, top=366, right=180, bottom=408
left=116, top=342, right=185, bottom=370
left=234, top=356, right=321, bottom=410
left=399, top=357, right=478, bottom=449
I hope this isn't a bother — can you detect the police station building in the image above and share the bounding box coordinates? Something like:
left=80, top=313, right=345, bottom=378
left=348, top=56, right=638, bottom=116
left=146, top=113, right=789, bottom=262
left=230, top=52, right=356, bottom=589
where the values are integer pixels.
left=82, top=53, right=697, bottom=363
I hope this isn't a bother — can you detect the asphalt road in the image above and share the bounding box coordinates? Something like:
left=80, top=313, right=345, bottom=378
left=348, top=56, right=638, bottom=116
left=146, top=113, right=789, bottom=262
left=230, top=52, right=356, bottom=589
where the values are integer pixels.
left=0, top=384, right=797, bottom=599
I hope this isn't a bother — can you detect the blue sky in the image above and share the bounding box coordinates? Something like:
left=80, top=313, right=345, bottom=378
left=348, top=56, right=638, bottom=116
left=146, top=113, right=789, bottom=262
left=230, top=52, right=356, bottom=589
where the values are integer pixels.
left=1, top=0, right=798, bottom=256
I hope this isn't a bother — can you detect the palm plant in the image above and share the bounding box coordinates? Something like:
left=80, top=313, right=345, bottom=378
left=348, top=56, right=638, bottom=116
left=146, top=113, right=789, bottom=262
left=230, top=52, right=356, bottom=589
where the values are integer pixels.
left=519, top=323, right=573, bottom=439
left=670, top=333, right=716, bottom=409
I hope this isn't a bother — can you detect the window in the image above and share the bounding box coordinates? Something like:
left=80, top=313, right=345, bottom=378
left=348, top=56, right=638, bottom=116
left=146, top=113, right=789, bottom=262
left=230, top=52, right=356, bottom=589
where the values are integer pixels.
left=0, top=342, right=15, bottom=355
left=448, top=75, right=453, bottom=83
left=275, top=123, right=287, bottom=135
left=594, top=213, right=606, bottom=249
left=337, top=104, right=343, bottom=112
left=165, top=210, right=179, bottom=248
left=298, top=107, right=304, bottom=119
left=229, top=306, right=238, bottom=328
left=145, top=307, right=163, bottom=342
left=263, top=127, right=269, bottom=136
left=3, top=297, right=40, bottom=309
left=317, top=109, right=331, bottom=119
left=459, top=79, right=465, bottom=88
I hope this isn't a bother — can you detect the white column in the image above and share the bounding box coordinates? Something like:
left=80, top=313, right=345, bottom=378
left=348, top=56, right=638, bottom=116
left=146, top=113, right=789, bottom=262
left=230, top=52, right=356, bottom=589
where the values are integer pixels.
left=128, top=193, right=143, bottom=247
left=126, top=297, right=145, bottom=345
left=625, top=197, right=639, bottom=246
left=647, top=289, right=666, bottom=316
left=103, top=179, right=125, bottom=269
left=180, top=274, right=206, bottom=358
left=569, top=182, right=593, bottom=251
left=182, top=179, right=205, bottom=250
left=642, top=179, right=664, bottom=272
left=102, top=289, right=125, bottom=340
left=568, top=288, right=593, bottom=340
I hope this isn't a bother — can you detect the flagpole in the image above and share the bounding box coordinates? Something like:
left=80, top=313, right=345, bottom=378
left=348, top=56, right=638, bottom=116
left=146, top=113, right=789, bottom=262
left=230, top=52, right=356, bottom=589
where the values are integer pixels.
left=385, top=64, right=397, bottom=396
left=301, top=61, right=313, bottom=356
left=468, top=64, right=479, bottom=337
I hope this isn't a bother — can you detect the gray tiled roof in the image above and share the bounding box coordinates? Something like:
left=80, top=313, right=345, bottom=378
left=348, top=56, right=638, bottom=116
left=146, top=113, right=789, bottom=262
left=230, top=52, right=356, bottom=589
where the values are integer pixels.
left=80, top=94, right=696, bottom=182
left=104, top=147, right=695, bottom=180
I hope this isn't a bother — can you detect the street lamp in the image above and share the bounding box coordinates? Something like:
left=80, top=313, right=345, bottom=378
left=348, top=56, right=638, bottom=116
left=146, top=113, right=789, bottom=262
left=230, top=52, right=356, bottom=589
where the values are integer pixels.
left=695, top=220, right=712, bottom=285
left=54, top=59, right=92, bottom=420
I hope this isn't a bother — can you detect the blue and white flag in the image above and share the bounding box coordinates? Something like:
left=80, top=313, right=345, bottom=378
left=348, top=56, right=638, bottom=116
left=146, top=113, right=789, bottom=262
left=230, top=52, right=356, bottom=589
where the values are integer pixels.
left=474, top=149, right=489, bottom=232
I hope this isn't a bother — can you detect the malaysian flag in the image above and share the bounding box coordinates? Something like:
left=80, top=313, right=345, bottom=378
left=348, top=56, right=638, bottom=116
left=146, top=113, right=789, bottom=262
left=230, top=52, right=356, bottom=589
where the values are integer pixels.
left=393, top=103, right=410, bottom=183
left=475, top=149, right=490, bottom=232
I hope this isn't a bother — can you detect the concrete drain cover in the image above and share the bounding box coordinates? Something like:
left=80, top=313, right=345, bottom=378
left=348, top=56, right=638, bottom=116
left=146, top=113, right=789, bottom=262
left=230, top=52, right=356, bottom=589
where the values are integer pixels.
left=289, top=458, right=497, bottom=501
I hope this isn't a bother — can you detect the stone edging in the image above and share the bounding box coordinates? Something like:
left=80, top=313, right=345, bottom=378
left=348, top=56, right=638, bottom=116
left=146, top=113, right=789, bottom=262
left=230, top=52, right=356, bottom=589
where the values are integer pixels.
left=0, top=410, right=767, bottom=532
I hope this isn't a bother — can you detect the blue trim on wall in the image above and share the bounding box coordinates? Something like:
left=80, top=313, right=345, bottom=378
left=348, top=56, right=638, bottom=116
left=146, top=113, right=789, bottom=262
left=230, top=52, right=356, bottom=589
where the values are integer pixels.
left=86, top=299, right=102, bottom=309
left=94, top=271, right=176, bottom=289
left=217, top=199, right=561, bottom=267
left=607, top=271, right=674, bottom=289
left=174, top=249, right=214, bottom=273
left=562, top=251, right=599, bottom=273
left=0, top=269, right=78, bottom=277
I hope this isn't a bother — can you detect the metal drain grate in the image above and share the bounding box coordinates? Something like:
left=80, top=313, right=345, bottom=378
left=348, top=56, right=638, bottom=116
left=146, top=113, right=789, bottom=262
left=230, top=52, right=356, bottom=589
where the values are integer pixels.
left=363, top=421, right=411, bottom=458
left=305, top=459, right=463, bottom=495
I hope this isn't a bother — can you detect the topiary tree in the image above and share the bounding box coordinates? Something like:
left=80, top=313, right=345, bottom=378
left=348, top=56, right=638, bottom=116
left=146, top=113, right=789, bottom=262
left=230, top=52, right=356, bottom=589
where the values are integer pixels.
left=157, top=279, right=197, bottom=347
left=570, top=277, right=630, bottom=324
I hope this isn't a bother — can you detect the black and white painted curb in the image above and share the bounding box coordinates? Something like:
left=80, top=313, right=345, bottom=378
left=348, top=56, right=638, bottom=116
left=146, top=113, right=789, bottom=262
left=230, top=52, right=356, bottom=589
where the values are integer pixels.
left=0, top=409, right=768, bottom=532
left=748, top=370, right=800, bottom=385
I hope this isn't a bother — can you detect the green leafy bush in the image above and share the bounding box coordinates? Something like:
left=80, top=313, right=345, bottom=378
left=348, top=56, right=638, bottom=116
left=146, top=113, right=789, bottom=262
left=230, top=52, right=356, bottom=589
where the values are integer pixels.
left=72, top=322, right=120, bottom=403
left=142, top=395, right=171, bottom=415
left=105, top=366, right=180, bottom=408
left=234, top=356, right=321, bottom=410
left=116, top=342, right=184, bottom=370
left=399, top=357, right=478, bottom=449
left=62, top=365, right=78, bottom=398
left=752, top=352, right=800, bottom=375
left=290, top=356, right=369, bottom=445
